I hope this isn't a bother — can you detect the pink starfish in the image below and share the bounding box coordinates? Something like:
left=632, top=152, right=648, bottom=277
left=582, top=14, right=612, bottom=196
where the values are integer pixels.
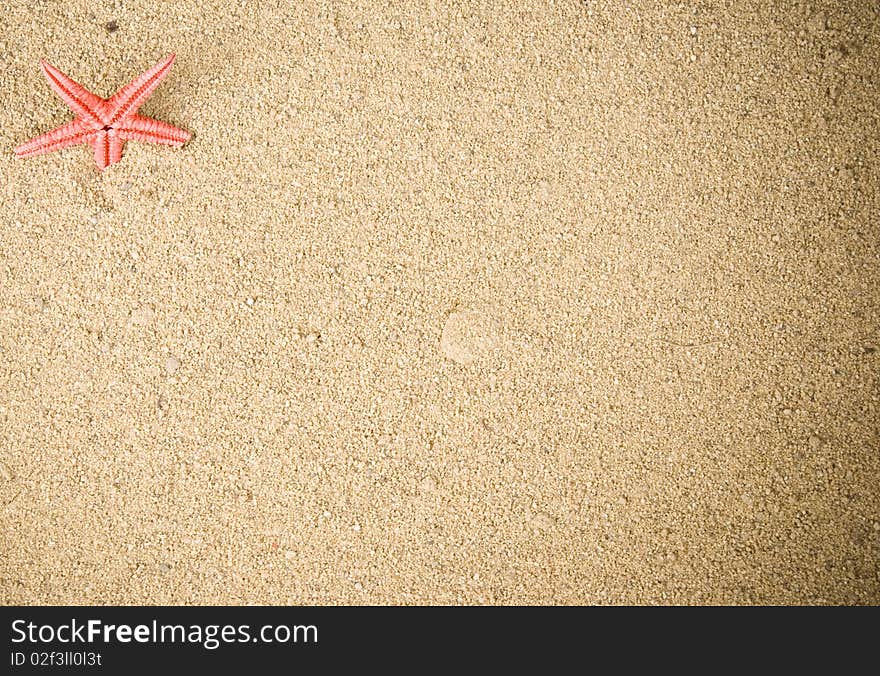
left=14, top=54, right=191, bottom=171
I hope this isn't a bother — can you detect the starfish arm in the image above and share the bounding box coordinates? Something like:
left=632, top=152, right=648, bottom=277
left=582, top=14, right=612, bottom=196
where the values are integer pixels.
left=14, top=119, right=95, bottom=158
left=108, top=130, right=125, bottom=166
left=116, top=114, right=191, bottom=146
left=40, top=61, right=106, bottom=129
left=106, top=54, right=178, bottom=124
left=91, top=130, right=125, bottom=171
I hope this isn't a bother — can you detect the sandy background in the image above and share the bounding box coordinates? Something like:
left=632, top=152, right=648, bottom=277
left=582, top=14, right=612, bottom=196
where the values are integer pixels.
left=1, top=0, right=878, bottom=605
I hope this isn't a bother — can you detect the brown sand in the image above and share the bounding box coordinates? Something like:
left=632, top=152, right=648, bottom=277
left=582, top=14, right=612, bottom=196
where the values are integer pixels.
left=1, top=1, right=878, bottom=605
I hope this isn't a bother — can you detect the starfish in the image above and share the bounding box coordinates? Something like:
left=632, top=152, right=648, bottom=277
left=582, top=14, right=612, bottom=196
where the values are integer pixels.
left=14, top=54, right=190, bottom=171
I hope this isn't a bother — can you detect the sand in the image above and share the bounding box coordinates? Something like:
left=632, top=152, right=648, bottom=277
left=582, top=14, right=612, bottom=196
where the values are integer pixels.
left=1, top=0, right=878, bottom=605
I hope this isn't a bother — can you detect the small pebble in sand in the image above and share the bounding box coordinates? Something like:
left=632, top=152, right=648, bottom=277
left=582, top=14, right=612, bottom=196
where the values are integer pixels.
left=530, top=512, right=554, bottom=531
left=105, top=20, right=118, bottom=33
left=807, top=11, right=827, bottom=34
left=0, top=461, right=13, bottom=481
left=808, top=435, right=822, bottom=450
left=164, top=356, right=180, bottom=375
left=129, top=306, right=155, bottom=326
left=440, top=309, right=499, bottom=365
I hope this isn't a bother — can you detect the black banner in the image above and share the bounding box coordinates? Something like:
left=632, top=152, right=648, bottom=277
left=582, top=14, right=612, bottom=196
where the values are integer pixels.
left=0, top=606, right=874, bottom=672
